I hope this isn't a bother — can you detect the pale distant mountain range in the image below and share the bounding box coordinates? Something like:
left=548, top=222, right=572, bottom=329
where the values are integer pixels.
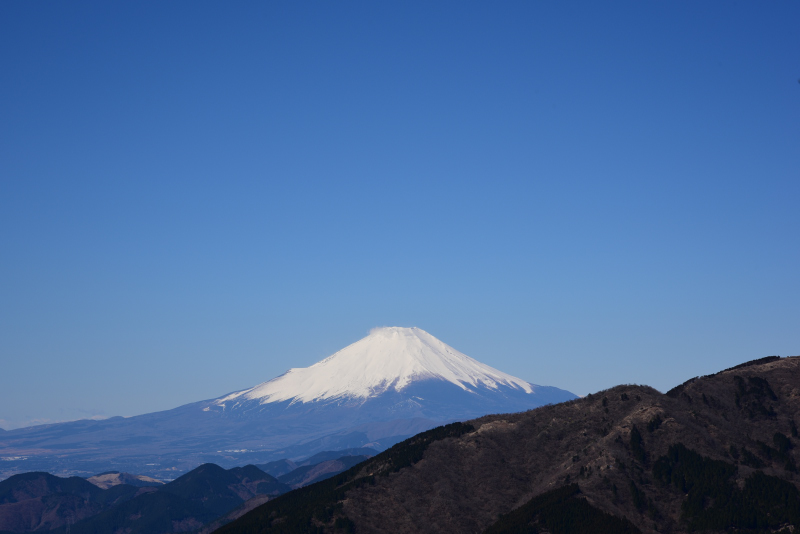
left=0, top=327, right=575, bottom=480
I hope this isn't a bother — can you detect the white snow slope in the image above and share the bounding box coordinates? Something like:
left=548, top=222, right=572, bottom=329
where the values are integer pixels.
left=217, top=326, right=535, bottom=405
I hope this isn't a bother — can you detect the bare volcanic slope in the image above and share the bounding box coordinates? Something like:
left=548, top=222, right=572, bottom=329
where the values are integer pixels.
left=0, top=327, right=574, bottom=480
left=217, top=355, right=800, bottom=534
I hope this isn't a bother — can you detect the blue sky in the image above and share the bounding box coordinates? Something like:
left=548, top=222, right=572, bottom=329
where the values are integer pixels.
left=1, top=1, right=798, bottom=429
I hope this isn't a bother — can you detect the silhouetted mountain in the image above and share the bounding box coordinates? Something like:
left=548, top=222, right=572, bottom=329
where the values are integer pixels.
left=159, top=464, right=288, bottom=517
left=227, top=466, right=288, bottom=497
left=0, top=472, right=141, bottom=533
left=217, top=355, right=800, bottom=534
left=196, top=455, right=373, bottom=534
left=0, top=447, right=386, bottom=534
left=60, top=490, right=213, bottom=534
left=0, top=463, right=290, bottom=534
left=0, top=473, right=101, bottom=504
left=0, top=473, right=100, bottom=532
left=255, top=460, right=297, bottom=479
left=44, top=463, right=290, bottom=534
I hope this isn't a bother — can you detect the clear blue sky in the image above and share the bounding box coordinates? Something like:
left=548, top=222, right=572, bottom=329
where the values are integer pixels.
left=1, top=1, right=798, bottom=429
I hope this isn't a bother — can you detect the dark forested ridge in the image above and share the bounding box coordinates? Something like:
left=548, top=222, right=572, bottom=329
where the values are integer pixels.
left=0, top=450, right=372, bottom=534
left=219, top=355, right=800, bottom=534
left=2, top=464, right=287, bottom=534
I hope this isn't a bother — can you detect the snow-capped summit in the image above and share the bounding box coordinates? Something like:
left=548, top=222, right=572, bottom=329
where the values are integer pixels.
left=217, top=327, right=534, bottom=405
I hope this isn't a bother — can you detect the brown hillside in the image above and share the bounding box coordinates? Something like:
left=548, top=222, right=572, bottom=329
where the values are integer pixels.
left=337, top=356, right=800, bottom=533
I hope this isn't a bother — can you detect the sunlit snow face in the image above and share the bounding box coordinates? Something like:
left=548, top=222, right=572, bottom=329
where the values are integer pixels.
left=216, top=327, right=534, bottom=405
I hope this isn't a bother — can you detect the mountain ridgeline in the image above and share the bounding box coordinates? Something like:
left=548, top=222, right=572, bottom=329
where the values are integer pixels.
left=0, top=451, right=374, bottom=534
left=217, top=355, right=800, bottom=534
left=0, top=464, right=286, bottom=534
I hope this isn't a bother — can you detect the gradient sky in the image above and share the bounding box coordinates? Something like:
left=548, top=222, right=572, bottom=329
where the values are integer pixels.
left=1, top=1, right=798, bottom=430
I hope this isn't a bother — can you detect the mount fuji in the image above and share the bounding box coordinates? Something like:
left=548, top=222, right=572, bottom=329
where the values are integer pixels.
left=0, top=327, right=576, bottom=480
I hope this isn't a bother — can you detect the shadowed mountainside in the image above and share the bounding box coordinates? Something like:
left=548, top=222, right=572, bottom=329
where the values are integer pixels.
left=0, top=472, right=123, bottom=533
